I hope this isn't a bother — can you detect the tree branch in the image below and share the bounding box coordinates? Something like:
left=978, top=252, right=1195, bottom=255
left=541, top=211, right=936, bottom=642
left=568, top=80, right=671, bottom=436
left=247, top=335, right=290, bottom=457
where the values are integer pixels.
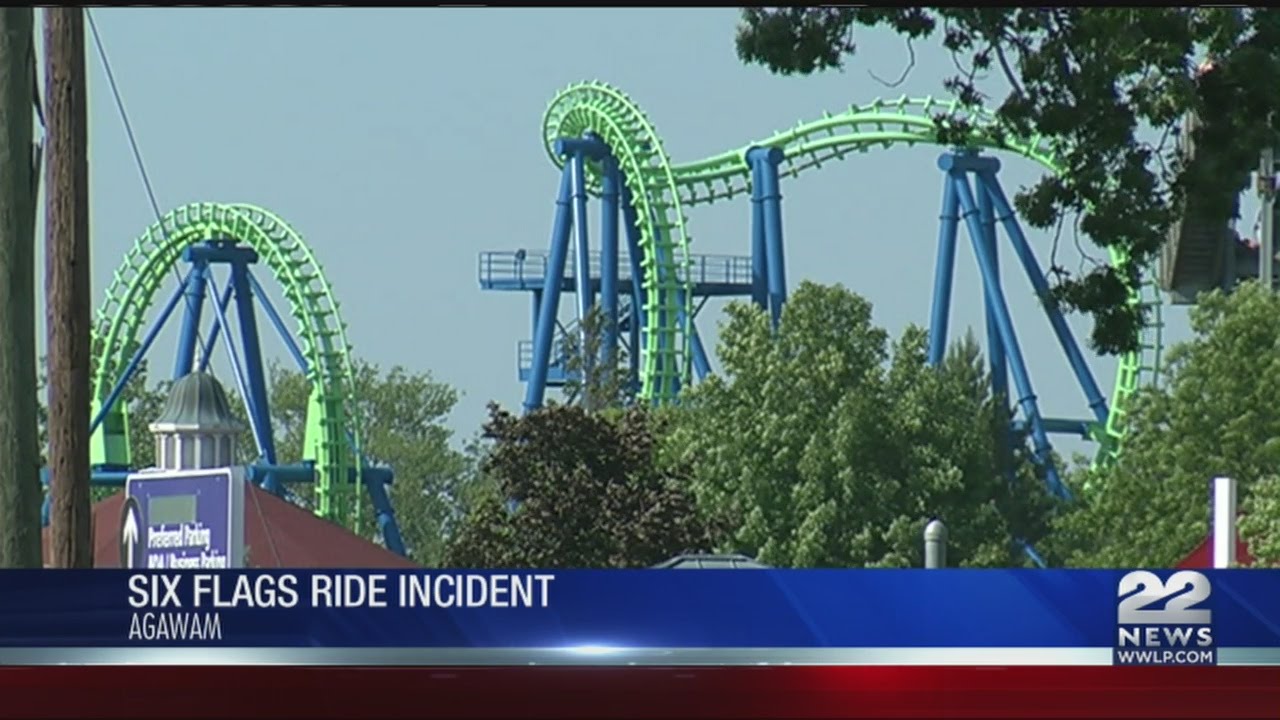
left=868, top=37, right=916, bottom=88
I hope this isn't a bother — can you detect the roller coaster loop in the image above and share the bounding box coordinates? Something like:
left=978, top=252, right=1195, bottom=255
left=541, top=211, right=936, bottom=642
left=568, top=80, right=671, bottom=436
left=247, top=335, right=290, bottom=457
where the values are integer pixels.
left=39, top=202, right=407, bottom=556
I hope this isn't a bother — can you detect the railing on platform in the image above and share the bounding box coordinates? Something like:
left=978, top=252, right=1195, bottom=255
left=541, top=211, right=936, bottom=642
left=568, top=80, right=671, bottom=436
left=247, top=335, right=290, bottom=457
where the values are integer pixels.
left=479, top=250, right=753, bottom=289
left=517, top=336, right=576, bottom=383
left=517, top=337, right=568, bottom=371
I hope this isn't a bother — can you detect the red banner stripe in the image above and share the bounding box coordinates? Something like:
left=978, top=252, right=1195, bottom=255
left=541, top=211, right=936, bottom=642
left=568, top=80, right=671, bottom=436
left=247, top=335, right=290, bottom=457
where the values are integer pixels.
left=2, top=665, right=1276, bottom=719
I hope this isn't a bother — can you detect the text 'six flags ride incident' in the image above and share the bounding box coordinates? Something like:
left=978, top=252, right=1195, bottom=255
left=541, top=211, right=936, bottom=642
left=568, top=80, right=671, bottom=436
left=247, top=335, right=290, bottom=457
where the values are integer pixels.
left=0, top=568, right=1277, bottom=719
left=0, top=567, right=1276, bottom=668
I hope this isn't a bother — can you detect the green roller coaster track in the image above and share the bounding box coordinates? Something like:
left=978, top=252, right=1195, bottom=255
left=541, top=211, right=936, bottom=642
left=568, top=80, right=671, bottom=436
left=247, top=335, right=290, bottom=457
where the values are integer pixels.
left=89, top=202, right=365, bottom=526
left=543, top=81, right=1163, bottom=459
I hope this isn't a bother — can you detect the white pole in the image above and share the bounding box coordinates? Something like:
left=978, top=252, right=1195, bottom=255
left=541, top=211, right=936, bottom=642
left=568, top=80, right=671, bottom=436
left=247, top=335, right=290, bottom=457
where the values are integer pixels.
left=1212, top=476, right=1238, bottom=569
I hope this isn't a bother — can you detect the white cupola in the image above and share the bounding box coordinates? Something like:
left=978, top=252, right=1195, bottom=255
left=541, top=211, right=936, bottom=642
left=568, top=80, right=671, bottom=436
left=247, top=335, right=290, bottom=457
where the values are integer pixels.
left=148, top=372, right=241, bottom=470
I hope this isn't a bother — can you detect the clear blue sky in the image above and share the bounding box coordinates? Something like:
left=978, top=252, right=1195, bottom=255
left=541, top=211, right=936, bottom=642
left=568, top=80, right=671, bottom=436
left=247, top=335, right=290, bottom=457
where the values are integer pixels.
left=45, top=8, right=1205, bottom=455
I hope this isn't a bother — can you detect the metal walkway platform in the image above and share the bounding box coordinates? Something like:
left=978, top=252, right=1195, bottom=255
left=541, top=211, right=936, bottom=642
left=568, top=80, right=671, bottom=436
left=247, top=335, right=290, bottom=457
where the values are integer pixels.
left=478, top=249, right=754, bottom=297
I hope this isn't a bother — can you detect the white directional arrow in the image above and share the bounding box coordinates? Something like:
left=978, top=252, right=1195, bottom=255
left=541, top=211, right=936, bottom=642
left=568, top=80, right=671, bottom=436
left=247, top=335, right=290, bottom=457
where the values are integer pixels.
left=122, top=507, right=139, bottom=548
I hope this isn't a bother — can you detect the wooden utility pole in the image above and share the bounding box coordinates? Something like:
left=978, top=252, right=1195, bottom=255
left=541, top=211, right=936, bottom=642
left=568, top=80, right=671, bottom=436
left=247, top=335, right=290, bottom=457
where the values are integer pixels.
left=0, top=8, right=41, bottom=568
left=45, top=7, right=92, bottom=568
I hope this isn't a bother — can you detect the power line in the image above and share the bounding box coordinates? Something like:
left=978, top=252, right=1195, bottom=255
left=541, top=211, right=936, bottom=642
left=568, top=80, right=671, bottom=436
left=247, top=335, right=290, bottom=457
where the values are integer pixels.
left=84, top=10, right=206, bottom=363
left=85, top=10, right=164, bottom=226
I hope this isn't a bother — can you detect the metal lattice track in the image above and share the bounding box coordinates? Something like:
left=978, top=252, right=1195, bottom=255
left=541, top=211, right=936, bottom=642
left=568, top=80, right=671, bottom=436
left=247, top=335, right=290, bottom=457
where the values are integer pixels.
left=543, top=82, right=1164, bottom=463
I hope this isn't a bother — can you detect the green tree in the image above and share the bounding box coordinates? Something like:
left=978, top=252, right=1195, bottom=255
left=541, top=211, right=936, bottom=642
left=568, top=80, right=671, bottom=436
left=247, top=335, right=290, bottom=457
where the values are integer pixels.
left=664, top=282, right=1054, bottom=568
left=1048, top=282, right=1280, bottom=567
left=1240, top=476, right=1280, bottom=566
left=264, top=361, right=476, bottom=565
left=733, top=8, right=1280, bottom=355
left=444, top=403, right=713, bottom=568
left=560, top=306, right=632, bottom=413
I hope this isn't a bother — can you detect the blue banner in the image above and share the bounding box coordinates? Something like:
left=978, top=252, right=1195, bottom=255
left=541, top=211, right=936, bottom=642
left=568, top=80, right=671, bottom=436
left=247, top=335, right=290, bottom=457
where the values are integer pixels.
left=0, top=570, right=1276, bottom=650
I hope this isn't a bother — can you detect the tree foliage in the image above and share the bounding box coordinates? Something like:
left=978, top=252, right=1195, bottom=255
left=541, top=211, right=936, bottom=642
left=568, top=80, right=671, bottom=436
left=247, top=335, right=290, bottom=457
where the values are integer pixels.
left=265, top=361, right=477, bottom=565
left=1049, top=282, right=1280, bottom=567
left=1240, top=476, right=1280, bottom=566
left=663, top=282, right=1055, bottom=567
left=559, top=306, right=632, bottom=413
left=734, top=8, right=1280, bottom=355
left=444, top=403, right=713, bottom=568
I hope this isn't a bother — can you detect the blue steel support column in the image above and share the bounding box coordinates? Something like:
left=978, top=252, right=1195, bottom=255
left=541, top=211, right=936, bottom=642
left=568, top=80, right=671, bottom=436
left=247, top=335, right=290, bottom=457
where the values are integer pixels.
left=927, top=176, right=960, bottom=366
left=570, top=152, right=594, bottom=322
left=89, top=279, right=189, bottom=435
left=362, top=472, right=406, bottom=557
left=197, top=280, right=236, bottom=373
left=621, top=183, right=645, bottom=395
left=975, top=167, right=1011, bottom=482
left=978, top=170, right=1110, bottom=426
left=570, top=150, right=594, bottom=403
left=205, top=275, right=269, bottom=470
left=976, top=175, right=1008, bottom=400
left=748, top=146, right=788, bottom=328
left=524, top=165, right=575, bottom=412
left=247, top=271, right=309, bottom=372
left=600, top=156, right=621, bottom=368
left=531, top=290, right=542, bottom=338
left=749, top=156, right=768, bottom=309
left=230, top=261, right=279, bottom=479
left=690, top=323, right=712, bottom=379
left=173, top=259, right=209, bottom=379
left=944, top=158, right=1066, bottom=498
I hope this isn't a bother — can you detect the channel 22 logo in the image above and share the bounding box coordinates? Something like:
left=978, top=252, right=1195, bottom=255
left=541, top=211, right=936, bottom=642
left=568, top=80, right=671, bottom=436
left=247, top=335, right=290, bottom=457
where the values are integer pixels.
left=1115, top=571, right=1215, bottom=666
left=1117, top=571, right=1212, bottom=625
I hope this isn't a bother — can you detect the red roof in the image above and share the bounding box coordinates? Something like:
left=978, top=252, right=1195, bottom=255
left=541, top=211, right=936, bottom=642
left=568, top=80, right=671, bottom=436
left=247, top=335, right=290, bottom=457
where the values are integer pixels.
left=42, top=487, right=419, bottom=569
left=1176, top=533, right=1254, bottom=569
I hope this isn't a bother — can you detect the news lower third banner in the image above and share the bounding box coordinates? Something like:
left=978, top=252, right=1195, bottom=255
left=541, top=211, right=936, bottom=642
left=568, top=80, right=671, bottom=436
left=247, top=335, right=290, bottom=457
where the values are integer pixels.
left=0, top=570, right=1276, bottom=666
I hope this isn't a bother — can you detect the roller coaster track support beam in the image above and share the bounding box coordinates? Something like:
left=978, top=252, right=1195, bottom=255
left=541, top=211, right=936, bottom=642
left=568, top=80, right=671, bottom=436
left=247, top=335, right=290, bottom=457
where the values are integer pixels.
left=930, top=153, right=1113, bottom=500
left=599, top=149, right=621, bottom=370
left=515, top=135, right=722, bottom=411
left=173, top=260, right=208, bottom=379
left=183, top=241, right=280, bottom=492
left=569, top=147, right=595, bottom=407
left=525, top=158, right=576, bottom=412
left=228, top=254, right=277, bottom=467
left=747, top=146, right=788, bottom=328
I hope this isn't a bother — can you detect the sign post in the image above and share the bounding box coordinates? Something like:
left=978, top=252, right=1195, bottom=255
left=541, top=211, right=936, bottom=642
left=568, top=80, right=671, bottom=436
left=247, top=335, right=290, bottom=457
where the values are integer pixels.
left=122, top=467, right=246, bottom=569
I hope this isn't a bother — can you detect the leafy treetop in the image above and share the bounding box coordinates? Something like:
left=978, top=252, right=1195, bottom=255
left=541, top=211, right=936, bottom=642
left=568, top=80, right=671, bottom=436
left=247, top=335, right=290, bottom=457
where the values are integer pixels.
left=1048, top=282, right=1280, bottom=567
left=445, top=403, right=713, bottom=569
left=663, top=282, right=1055, bottom=568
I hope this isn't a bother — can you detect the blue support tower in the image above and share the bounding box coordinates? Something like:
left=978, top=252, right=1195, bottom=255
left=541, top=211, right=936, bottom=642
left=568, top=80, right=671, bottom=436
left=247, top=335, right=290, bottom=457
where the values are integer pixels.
left=928, top=153, right=1111, bottom=499
left=748, top=146, right=789, bottom=329
left=41, top=238, right=407, bottom=557
left=481, top=137, right=758, bottom=409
